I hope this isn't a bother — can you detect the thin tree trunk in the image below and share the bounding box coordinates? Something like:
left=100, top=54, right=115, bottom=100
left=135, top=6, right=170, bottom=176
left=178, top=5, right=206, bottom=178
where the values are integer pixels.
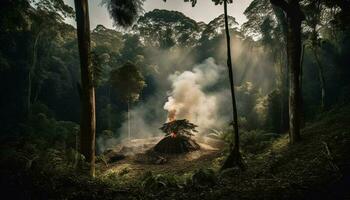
left=107, top=86, right=111, bottom=130
left=313, top=49, right=326, bottom=110
left=300, top=44, right=305, bottom=128
left=221, top=0, right=245, bottom=170
left=278, top=57, right=287, bottom=133
left=128, top=100, right=131, bottom=140
left=33, top=82, right=42, bottom=105
left=74, top=0, right=96, bottom=177
left=27, top=31, right=42, bottom=116
left=310, top=0, right=326, bottom=111
left=74, top=131, right=79, bottom=169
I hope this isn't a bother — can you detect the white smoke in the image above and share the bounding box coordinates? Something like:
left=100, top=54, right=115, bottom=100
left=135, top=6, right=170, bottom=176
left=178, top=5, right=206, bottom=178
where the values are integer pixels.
left=164, top=57, right=228, bottom=133
left=113, top=57, right=231, bottom=144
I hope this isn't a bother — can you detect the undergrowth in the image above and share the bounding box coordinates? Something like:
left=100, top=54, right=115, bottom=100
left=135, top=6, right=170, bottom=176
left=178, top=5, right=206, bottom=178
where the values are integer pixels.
left=1, top=105, right=349, bottom=199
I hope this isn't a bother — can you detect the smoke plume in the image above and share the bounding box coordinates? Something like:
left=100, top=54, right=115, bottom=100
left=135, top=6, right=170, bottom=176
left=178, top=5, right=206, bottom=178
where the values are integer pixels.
left=164, top=57, right=227, bottom=133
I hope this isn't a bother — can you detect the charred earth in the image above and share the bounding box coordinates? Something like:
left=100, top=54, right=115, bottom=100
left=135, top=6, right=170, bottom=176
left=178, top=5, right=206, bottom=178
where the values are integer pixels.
left=153, top=119, right=200, bottom=154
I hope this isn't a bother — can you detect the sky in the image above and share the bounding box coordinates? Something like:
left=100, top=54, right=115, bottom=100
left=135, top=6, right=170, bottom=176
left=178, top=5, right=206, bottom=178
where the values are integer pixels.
left=64, top=0, right=253, bottom=29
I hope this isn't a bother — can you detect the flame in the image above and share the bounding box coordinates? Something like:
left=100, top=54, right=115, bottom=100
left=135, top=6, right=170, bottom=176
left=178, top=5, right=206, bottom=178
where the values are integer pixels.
left=167, top=109, right=176, bottom=122
left=167, top=110, right=177, bottom=138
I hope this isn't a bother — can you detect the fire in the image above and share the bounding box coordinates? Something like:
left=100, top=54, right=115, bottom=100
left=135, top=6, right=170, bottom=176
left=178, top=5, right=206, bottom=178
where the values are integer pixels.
left=167, top=109, right=176, bottom=122
left=170, top=132, right=177, bottom=138
left=167, top=110, right=177, bottom=138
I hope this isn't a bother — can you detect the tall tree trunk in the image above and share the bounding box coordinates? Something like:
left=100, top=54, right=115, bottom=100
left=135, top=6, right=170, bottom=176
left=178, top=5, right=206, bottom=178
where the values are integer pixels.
left=271, top=0, right=303, bottom=144
left=221, top=0, right=245, bottom=170
left=310, top=0, right=326, bottom=111
left=127, top=100, right=131, bottom=140
left=300, top=43, right=305, bottom=128
left=107, top=86, right=112, bottom=130
left=74, top=0, right=96, bottom=177
left=278, top=56, right=288, bottom=133
left=313, top=48, right=326, bottom=110
left=287, top=4, right=302, bottom=144
left=27, top=31, right=42, bottom=116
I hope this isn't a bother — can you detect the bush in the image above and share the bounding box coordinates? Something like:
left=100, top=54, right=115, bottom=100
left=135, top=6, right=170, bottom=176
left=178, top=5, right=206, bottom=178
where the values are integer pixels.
left=140, top=171, right=181, bottom=190
left=191, top=168, right=217, bottom=188
left=241, top=130, right=279, bottom=154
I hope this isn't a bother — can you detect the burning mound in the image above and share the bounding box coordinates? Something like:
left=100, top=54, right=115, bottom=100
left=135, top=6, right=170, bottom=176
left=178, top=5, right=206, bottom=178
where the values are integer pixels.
left=154, top=135, right=200, bottom=154
left=153, top=119, right=200, bottom=154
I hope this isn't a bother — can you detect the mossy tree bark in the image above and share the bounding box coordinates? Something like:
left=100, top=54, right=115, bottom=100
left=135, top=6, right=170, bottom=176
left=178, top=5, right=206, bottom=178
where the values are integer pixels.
left=74, top=0, right=96, bottom=177
left=270, top=0, right=304, bottom=144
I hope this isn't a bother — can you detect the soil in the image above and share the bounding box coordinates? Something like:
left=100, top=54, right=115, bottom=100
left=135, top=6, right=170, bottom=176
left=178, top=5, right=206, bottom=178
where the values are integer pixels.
left=100, top=136, right=225, bottom=177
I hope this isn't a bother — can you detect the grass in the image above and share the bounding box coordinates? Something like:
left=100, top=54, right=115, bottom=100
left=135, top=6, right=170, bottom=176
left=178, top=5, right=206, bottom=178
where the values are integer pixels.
left=137, top=105, right=350, bottom=199
left=1, top=105, right=350, bottom=199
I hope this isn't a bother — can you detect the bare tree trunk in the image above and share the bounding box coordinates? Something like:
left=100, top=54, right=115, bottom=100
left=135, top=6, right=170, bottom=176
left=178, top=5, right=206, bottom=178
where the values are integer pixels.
left=128, top=100, right=131, bottom=140
left=278, top=57, right=288, bottom=133
left=74, top=131, right=79, bottom=169
left=221, top=0, right=245, bottom=170
left=287, top=5, right=302, bottom=144
left=300, top=44, right=305, bottom=128
left=27, top=31, right=42, bottom=116
left=74, top=0, right=96, bottom=177
left=313, top=49, right=326, bottom=110
left=310, top=0, right=326, bottom=111
left=107, top=86, right=112, bottom=130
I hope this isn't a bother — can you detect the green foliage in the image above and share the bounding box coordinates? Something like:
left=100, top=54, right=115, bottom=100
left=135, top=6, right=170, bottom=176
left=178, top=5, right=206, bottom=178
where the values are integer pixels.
left=201, top=14, right=239, bottom=40
left=160, top=119, right=198, bottom=137
left=134, top=9, right=201, bottom=48
left=191, top=168, right=217, bottom=187
left=241, top=130, right=279, bottom=154
left=24, top=103, right=79, bottom=148
left=110, top=62, right=146, bottom=103
left=0, top=0, right=31, bottom=31
left=209, top=127, right=279, bottom=154
left=102, top=0, right=144, bottom=28
left=91, top=50, right=110, bottom=86
left=32, top=0, right=74, bottom=19
left=140, top=171, right=182, bottom=190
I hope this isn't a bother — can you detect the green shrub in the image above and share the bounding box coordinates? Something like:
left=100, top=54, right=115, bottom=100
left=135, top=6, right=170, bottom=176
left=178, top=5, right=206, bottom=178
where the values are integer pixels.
left=241, top=130, right=279, bottom=154
left=191, top=168, right=217, bottom=188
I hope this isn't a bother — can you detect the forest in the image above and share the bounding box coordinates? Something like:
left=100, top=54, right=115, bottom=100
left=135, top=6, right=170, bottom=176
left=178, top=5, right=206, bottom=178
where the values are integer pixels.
left=0, top=0, right=349, bottom=199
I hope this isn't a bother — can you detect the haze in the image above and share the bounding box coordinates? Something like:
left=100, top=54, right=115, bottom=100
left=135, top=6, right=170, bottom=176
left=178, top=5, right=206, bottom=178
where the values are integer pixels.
left=63, top=0, right=253, bottom=29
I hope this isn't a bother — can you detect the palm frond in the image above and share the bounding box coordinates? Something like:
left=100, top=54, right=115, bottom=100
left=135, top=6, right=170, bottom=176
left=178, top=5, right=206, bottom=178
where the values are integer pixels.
left=102, top=0, right=144, bottom=28
left=160, top=119, right=198, bottom=137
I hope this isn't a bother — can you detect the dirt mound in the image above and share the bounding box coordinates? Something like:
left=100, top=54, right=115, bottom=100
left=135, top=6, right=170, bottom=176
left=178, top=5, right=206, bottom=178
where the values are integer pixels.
left=153, top=135, right=200, bottom=154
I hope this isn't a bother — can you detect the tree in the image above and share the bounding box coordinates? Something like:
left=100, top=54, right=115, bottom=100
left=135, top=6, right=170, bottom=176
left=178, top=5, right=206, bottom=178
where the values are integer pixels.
left=160, top=119, right=198, bottom=138
left=243, top=0, right=289, bottom=133
left=74, top=0, right=144, bottom=176
left=215, top=0, right=246, bottom=170
left=270, top=0, right=305, bottom=144
left=154, top=119, right=200, bottom=154
left=169, top=0, right=245, bottom=169
left=26, top=0, right=74, bottom=116
left=110, top=62, right=146, bottom=140
left=74, top=0, right=96, bottom=176
left=304, top=0, right=327, bottom=110
left=133, top=9, right=201, bottom=48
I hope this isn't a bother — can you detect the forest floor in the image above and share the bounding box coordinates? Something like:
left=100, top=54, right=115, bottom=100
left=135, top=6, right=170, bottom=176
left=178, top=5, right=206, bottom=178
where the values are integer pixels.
left=99, top=136, right=223, bottom=179
left=1, top=104, right=350, bottom=199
